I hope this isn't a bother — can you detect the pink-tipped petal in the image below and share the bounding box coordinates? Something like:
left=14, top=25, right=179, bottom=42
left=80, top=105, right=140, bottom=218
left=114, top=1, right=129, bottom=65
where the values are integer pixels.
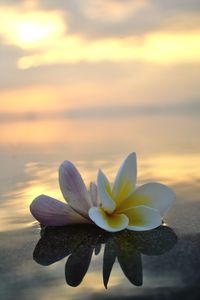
left=59, top=161, right=92, bottom=218
left=30, top=195, right=90, bottom=226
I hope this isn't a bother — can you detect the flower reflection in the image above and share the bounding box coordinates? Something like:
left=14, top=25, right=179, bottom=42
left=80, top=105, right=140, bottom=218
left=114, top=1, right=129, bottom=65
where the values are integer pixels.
left=33, top=224, right=177, bottom=288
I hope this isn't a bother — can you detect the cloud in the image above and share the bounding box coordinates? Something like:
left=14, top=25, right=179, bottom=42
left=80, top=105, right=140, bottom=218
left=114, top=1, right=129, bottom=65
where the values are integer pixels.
left=16, top=31, right=200, bottom=69
left=75, top=0, right=148, bottom=23
left=2, top=1, right=199, bottom=40
left=0, top=44, right=22, bottom=81
left=153, top=0, right=200, bottom=12
left=0, top=2, right=200, bottom=71
left=40, top=0, right=200, bottom=38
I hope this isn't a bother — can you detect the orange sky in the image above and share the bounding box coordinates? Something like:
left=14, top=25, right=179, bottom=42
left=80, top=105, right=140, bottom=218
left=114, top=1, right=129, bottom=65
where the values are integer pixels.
left=0, top=0, right=199, bottom=120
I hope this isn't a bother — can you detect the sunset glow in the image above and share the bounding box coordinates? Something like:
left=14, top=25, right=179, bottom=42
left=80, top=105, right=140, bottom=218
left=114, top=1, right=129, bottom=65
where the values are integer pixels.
left=17, top=31, right=200, bottom=69
left=0, top=4, right=199, bottom=69
left=0, top=7, right=66, bottom=49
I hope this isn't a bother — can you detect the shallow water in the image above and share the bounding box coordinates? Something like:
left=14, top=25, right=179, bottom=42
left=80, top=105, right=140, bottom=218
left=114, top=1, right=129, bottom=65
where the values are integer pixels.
left=0, top=115, right=200, bottom=300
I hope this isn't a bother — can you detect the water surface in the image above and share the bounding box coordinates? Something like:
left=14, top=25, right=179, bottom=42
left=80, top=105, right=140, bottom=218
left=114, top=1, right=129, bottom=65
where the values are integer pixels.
left=0, top=114, right=200, bottom=300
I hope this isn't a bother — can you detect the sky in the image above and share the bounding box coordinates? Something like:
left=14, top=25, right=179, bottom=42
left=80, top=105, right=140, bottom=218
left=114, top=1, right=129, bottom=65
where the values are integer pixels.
left=0, top=0, right=199, bottom=115
left=0, top=0, right=199, bottom=157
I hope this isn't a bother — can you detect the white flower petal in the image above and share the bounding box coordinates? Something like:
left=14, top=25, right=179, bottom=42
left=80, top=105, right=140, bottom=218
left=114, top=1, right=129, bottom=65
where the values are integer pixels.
left=112, top=153, right=137, bottom=207
left=98, top=170, right=116, bottom=213
left=89, top=207, right=128, bottom=232
left=133, top=182, right=176, bottom=215
left=89, top=182, right=101, bottom=206
left=123, top=205, right=162, bottom=231
left=30, top=195, right=90, bottom=226
left=59, top=161, right=92, bottom=218
left=116, top=193, right=149, bottom=213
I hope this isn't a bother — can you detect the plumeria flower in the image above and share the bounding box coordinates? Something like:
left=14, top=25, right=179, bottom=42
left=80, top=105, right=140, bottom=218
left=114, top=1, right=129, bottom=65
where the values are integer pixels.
left=89, top=153, right=176, bottom=232
left=30, top=161, right=100, bottom=226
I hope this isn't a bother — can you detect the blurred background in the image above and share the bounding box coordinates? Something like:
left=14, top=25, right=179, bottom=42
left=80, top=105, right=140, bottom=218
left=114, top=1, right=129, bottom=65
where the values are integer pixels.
left=0, top=2, right=200, bottom=299
left=0, top=0, right=200, bottom=231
